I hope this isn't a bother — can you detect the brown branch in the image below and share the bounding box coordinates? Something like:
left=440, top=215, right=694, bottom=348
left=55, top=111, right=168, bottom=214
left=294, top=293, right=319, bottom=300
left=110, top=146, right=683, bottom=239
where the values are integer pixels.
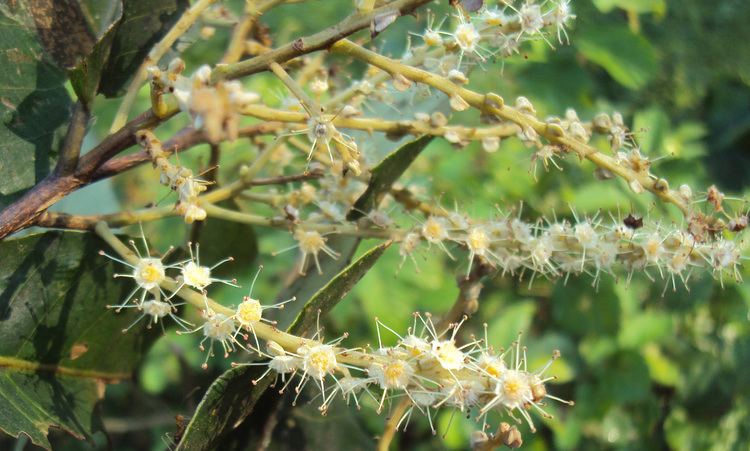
left=211, top=0, right=433, bottom=82
left=91, top=122, right=283, bottom=181
left=0, top=109, right=168, bottom=239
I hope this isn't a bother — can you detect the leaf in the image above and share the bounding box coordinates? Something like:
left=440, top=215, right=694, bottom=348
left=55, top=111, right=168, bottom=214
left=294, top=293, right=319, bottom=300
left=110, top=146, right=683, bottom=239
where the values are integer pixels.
left=576, top=24, right=658, bottom=90
left=487, top=299, right=536, bottom=350
left=175, top=241, right=390, bottom=450
left=196, top=211, right=259, bottom=278
left=98, top=0, right=189, bottom=98
left=69, top=1, right=124, bottom=106
left=0, top=231, right=157, bottom=448
left=348, top=135, right=434, bottom=220
left=287, top=240, right=391, bottom=336
left=592, top=0, right=666, bottom=15
left=23, top=0, right=97, bottom=69
left=0, top=4, right=72, bottom=208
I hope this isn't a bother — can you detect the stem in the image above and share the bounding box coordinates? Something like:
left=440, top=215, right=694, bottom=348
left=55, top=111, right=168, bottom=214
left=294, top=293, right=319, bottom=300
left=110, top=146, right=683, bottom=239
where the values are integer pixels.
left=330, top=39, right=691, bottom=216
left=239, top=104, right=519, bottom=138
left=55, top=102, right=89, bottom=176
left=203, top=203, right=398, bottom=239
left=211, top=0, right=434, bottom=83
left=269, top=61, right=323, bottom=116
left=222, top=0, right=286, bottom=64
left=36, top=172, right=324, bottom=230
left=110, top=0, right=219, bottom=133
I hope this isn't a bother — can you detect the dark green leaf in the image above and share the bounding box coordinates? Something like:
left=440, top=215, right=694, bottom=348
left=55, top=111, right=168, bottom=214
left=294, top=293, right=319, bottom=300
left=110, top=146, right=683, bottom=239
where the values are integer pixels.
left=69, top=2, right=124, bottom=106
left=173, top=364, right=273, bottom=451
left=24, top=0, right=96, bottom=69
left=347, top=135, right=434, bottom=220
left=0, top=231, right=157, bottom=448
left=576, top=24, right=658, bottom=90
left=288, top=240, right=391, bottom=336
left=98, top=0, right=189, bottom=98
left=0, top=5, right=71, bottom=209
left=196, top=212, right=258, bottom=278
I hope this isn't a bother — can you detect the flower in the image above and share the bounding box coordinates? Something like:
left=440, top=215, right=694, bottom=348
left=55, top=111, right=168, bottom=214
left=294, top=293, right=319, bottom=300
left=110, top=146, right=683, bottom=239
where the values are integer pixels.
left=118, top=299, right=193, bottom=333
left=100, top=227, right=176, bottom=311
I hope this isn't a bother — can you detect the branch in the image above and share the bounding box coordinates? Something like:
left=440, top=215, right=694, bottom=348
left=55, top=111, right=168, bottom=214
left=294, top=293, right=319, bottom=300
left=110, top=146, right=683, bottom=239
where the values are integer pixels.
left=0, top=108, right=170, bottom=240
left=211, top=0, right=433, bottom=83
left=331, top=39, right=692, bottom=216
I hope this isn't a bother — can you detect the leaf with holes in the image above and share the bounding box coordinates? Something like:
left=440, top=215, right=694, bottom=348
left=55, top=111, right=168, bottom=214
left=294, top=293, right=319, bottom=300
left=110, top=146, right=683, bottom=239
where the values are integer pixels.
left=0, top=231, right=157, bottom=448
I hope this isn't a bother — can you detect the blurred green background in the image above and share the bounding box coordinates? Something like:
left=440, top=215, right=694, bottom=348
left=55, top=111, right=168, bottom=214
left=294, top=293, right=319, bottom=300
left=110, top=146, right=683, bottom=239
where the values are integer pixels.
left=14, top=0, right=750, bottom=450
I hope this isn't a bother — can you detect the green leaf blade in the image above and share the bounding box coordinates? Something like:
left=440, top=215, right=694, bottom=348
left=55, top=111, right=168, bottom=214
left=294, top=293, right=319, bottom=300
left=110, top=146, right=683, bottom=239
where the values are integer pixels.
left=0, top=231, right=157, bottom=448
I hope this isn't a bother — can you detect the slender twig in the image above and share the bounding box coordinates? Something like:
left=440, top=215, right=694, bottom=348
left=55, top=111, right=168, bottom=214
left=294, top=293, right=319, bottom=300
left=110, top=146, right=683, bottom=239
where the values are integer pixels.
left=222, top=0, right=286, bottom=64
left=239, top=104, right=519, bottom=138
left=34, top=171, right=325, bottom=230
left=55, top=102, right=89, bottom=176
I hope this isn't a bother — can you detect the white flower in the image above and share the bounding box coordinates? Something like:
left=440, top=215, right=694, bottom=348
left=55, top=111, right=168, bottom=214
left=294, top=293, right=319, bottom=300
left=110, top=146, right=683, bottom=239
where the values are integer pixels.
left=299, top=344, right=338, bottom=380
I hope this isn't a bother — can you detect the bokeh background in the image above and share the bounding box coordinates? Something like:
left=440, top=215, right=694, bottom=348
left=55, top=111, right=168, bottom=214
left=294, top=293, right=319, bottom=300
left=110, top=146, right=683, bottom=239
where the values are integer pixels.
left=17, top=0, right=750, bottom=449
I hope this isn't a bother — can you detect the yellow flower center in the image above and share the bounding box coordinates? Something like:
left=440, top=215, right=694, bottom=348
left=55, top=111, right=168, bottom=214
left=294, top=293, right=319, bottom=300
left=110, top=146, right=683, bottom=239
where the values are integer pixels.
left=237, top=299, right=263, bottom=324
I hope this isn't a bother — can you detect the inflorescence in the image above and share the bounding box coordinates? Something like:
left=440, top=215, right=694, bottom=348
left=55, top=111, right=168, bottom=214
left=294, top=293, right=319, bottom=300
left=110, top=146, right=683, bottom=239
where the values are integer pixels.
left=90, top=0, right=750, bottom=446
left=97, top=223, right=571, bottom=440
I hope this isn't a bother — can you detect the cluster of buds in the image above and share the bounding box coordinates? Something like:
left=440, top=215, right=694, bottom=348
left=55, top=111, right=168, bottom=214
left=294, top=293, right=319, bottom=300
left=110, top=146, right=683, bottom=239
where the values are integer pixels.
left=136, top=130, right=210, bottom=223
left=401, top=208, right=745, bottom=290
left=148, top=59, right=261, bottom=143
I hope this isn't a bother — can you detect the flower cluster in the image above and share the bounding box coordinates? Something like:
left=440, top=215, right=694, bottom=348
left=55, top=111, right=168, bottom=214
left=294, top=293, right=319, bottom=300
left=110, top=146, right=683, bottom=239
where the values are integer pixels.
left=240, top=313, right=572, bottom=437
left=148, top=59, right=261, bottom=143
left=100, top=229, right=237, bottom=335
left=400, top=208, right=745, bottom=291
left=98, top=226, right=571, bottom=439
left=409, top=0, right=575, bottom=80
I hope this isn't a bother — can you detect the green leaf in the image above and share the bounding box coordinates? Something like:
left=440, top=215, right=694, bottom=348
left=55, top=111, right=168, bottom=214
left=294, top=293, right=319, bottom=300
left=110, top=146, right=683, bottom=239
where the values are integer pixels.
left=274, top=235, right=362, bottom=330
left=98, top=0, right=189, bottom=98
left=618, top=312, right=673, bottom=349
left=288, top=240, right=391, bottom=336
left=633, top=107, right=670, bottom=154
left=487, top=300, right=536, bottom=350
left=196, top=212, right=259, bottom=278
left=0, top=5, right=72, bottom=208
left=176, top=241, right=390, bottom=450
left=69, top=2, right=124, bottom=106
left=576, top=24, right=658, bottom=90
left=0, top=231, right=157, bottom=448
left=348, top=135, right=434, bottom=220
left=592, top=0, right=666, bottom=14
